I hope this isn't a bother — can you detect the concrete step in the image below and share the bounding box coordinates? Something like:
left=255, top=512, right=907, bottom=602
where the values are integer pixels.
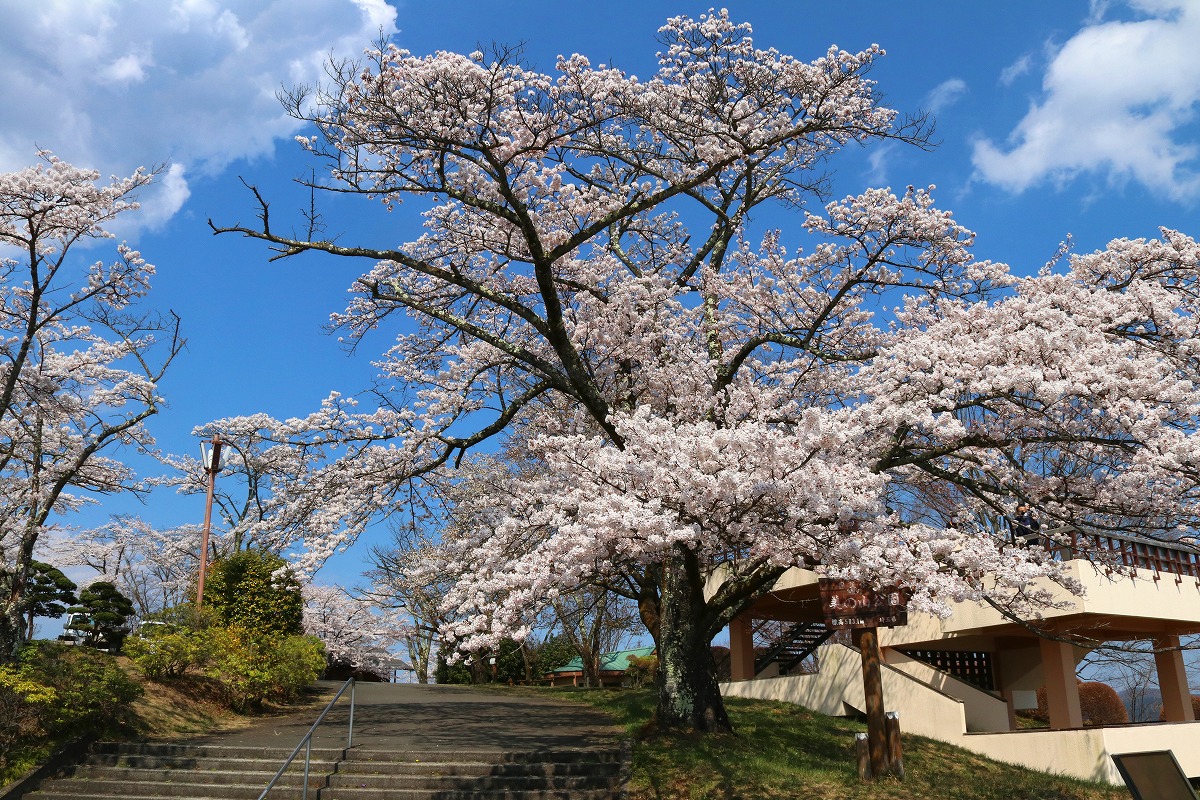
left=26, top=778, right=306, bottom=799
left=317, top=790, right=616, bottom=800
left=23, top=741, right=626, bottom=800
left=79, top=758, right=340, bottom=777
left=70, top=765, right=327, bottom=787
left=342, top=749, right=622, bottom=765
left=26, top=783, right=618, bottom=800
left=89, top=742, right=345, bottom=761
left=325, top=772, right=618, bottom=791
left=332, top=761, right=621, bottom=778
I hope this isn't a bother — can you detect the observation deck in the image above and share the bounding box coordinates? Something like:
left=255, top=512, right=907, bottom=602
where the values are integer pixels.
left=715, top=529, right=1200, bottom=784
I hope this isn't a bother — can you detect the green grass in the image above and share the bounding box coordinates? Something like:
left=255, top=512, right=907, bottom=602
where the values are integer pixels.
left=558, top=688, right=1126, bottom=800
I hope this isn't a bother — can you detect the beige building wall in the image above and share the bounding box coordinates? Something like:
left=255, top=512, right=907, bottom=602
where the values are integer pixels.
left=965, top=724, right=1200, bottom=785
left=721, top=643, right=969, bottom=741
left=721, top=643, right=1200, bottom=785
left=881, top=649, right=1009, bottom=732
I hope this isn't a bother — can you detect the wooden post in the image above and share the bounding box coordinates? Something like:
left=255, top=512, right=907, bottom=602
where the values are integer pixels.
left=853, top=626, right=889, bottom=779
left=885, top=711, right=904, bottom=780
left=855, top=733, right=871, bottom=780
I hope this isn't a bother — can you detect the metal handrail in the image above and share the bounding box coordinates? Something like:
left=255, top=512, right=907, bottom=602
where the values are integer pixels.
left=1040, top=525, right=1200, bottom=580
left=257, top=677, right=356, bottom=800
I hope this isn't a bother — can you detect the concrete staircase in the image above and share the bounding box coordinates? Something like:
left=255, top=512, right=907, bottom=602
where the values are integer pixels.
left=20, top=741, right=627, bottom=800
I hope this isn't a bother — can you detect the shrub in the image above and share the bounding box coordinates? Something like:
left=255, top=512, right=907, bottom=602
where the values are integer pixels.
left=204, top=551, right=303, bottom=636
left=0, top=666, right=56, bottom=774
left=17, top=642, right=142, bottom=736
left=1079, top=681, right=1129, bottom=725
left=625, top=654, right=658, bottom=688
left=532, top=634, right=578, bottom=676
left=270, top=635, right=327, bottom=699
left=434, top=652, right=476, bottom=685
left=126, top=629, right=212, bottom=680
left=204, top=626, right=324, bottom=711
left=70, top=581, right=135, bottom=650
left=20, top=561, right=77, bottom=639
left=1031, top=679, right=1130, bottom=726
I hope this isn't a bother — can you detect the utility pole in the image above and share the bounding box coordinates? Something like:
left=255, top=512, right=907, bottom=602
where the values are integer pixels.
left=196, top=435, right=223, bottom=609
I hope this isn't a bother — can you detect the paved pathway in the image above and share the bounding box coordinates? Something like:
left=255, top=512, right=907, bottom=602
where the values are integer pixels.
left=185, top=682, right=623, bottom=754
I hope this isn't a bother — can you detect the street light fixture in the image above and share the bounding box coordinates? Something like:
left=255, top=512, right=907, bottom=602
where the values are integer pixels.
left=195, top=435, right=223, bottom=609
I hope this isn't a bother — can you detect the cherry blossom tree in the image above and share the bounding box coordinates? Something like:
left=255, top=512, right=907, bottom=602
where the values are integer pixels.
left=211, top=12, right=1200, bottom=731
left=303, top=583, right=409, bottom=676
left=367, top=528, right=448, bottom=684
left=48, top=516, right=200, bottom=618
left=0, top=154, right=182, bottom=657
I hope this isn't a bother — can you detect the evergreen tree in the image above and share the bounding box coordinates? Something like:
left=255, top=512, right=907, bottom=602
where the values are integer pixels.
left=205, top=550, right=303, bottom=636
left=71, top=581, right=134, bottom=649
left=21, top=562, right=77, bottom=639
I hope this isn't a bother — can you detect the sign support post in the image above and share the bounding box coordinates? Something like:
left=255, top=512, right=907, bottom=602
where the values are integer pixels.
left=819, top=577, right=909, bottom=780
left=852, top=625, right=889, bottom=778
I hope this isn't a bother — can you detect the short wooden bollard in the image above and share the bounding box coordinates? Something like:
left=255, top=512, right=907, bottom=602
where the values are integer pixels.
left=885, top=711, right=904, bottom=780
left=855, top=732, right=871, bottom=780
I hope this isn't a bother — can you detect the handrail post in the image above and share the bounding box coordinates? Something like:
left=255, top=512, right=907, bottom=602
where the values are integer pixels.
left=348, top=680, right=356, bottom=750
left=302, top=737, right=312, bottom=800
left=255, top=677, right=355, bottom=800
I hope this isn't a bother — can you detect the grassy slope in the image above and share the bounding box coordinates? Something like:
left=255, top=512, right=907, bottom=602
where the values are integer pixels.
left=122, top=663, right=334, bottom=741
left=559, top=688, right=1127, bottom=800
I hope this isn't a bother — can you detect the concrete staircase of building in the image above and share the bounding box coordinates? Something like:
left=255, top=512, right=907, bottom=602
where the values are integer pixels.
left=19, top=741, right=626, bottom=800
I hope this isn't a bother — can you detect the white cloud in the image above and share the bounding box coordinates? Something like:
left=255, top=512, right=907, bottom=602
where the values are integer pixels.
left=100, top=53, right=152, bottom=85
left=926, top=78, right=968, bottom=113
left=998, top=54, right=1033, bottom=87
left=973, top=0, right=1200, bottom=201
left=866, top=142, right=896, bottom=186
left=122, top=164, right=193, bottom=236
left=0, top=0, right=398, bottom=229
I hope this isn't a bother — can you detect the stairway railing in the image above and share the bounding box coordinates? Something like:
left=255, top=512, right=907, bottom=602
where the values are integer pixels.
left=257, top=677, right=356, bottom=800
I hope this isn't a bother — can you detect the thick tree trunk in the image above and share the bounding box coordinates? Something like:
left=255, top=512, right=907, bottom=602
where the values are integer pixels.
left=1, top=557, right=32, bottom=660
left=0, top=598, right=24, bottom=662
left=654, top=557, right=731, bottom=732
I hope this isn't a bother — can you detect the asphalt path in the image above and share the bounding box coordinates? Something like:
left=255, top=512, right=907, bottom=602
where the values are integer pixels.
left=184, top=682, right=622, bottom=755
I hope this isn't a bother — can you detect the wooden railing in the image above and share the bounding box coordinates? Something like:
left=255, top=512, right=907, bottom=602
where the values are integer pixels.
left=1045, top=527, right=1200, bottom=581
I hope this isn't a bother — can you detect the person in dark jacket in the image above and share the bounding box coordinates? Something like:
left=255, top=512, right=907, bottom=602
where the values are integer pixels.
left=1009, top=504, right=1042, bottom=548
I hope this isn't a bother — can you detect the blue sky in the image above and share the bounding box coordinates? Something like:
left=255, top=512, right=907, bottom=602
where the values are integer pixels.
left=3, top=0, right=1200, bottom=592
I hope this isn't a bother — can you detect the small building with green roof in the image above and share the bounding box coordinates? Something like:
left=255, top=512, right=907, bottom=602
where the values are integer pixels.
left=545, top=645, right=655, bottom=687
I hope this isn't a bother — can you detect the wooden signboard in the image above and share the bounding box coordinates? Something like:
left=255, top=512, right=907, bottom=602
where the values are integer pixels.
left=1111, top=751, right=1198, bottom=800
left=819, top=578, right=908, bottom=629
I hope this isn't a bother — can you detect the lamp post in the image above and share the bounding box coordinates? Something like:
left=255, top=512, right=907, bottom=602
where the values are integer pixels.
left=195, top=435, right=223, bottom=610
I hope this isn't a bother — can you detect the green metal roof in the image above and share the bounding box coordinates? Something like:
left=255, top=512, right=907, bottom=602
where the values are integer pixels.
left=550, top=645, right=655, bottom=673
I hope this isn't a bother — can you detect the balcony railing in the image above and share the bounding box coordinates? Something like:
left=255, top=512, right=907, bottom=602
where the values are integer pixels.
left=1044, top=526, right=1200, bottom=582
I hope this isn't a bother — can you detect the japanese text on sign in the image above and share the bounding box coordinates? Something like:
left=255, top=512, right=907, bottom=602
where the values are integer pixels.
left=818, top=578, right=909, bottom=629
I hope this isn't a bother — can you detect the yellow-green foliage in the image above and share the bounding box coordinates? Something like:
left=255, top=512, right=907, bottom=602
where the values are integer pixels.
left=0, top=643, right=142, bottom=784
left=203, top=625, right=325, bottom=712
left=0, top=665, right=57, bottom=772
left=204, top=550, right=304, bottom=636
left=125, top=630, right=212, bottom=680
left=127, top=599, right=324, bottom=714
left=20, top=643, right=142, bottom=735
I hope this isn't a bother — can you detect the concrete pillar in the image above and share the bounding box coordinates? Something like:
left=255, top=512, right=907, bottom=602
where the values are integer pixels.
left=729, top=615, right=756, bottom=681
left=1000, top=688, right=1019, bottom=731
left=1154, top=635, right=1195, bottom=722
left=992, top=654, right=1018, bottom=731
left=1039, top=637, right=1082, bottom=729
